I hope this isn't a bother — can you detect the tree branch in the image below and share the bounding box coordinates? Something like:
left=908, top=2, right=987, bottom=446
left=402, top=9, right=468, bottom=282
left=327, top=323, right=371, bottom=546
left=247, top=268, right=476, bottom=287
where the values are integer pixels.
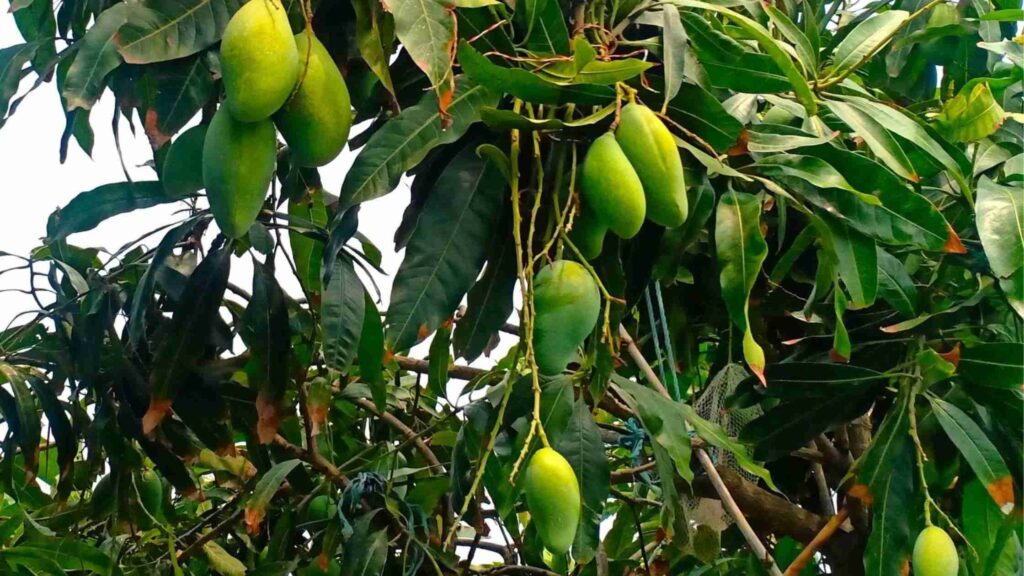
left=272, top=435, right=349, bottom=487
left=783, top=508, right=850, bottom=576
left=349, top=396, right=445, bottom=472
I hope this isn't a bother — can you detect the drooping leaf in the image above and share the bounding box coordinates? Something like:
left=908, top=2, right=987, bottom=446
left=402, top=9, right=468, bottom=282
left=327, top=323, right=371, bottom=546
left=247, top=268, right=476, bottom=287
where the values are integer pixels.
left=612, top=375, right=693, bottom=483
left=383, top=0, right=455, bottom=105
left=827, top=99, right=918, bottom=182
left=25, top=377, right=75, bottom=496
left=975, top=177, right=1023, bottom=279
left=114, top=0, right=242, bottom=64
left=63, top=4, right=138, bottom=111
left=341, top=511, right=388, bottom=576
left=452, top=227, right=516, bottom=362
left=136, top=56, right=214, bottom=148
left=715, top=191, right=767, bottom=382
left=821, top=215, right=878, bottom=308
left=928, top=396, right=1015, bottom=512
left=876, top=247, right=918, bottom=318
left=523, top=0, right=570, bottom=55
left=0, top=42, right=40, bottom=127
left=340, top=76, right=497, bottom=208
left=46, top=181, right=188, bottom=241
left=321, top=255, right=367, bottom=372
left=553, top=399, right=609, bottom=564
left=143, top=243, right=231, bottom=434
left=0, top=364, right=40, bottom=480
left=244, top=459, right=302, bottom=533
left=661, top=4, right=687, bottom=110
left=680, top=402, right=773, bottom=488
left=245, top=260, right=292, bottom=444
left=386, top=144, right=506, bottom=351
left=359, top=292, right=387, bottom=411
left=352, top=0, right=396, bottom=96
left=764, top=4, right=816, bottom=74
left=288, top=188, right=328, bottom=294
left=663, top=82, right=743, bottom=152
left=426, top=321, right=452, bottom=398
left=203, top=541, right=247, bottom=576
left=963, top=479, right=1018, bottom=576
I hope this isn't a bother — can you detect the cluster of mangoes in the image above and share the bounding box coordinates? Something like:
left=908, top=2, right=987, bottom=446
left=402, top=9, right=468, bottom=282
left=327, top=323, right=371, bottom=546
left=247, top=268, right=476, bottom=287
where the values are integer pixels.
left=574, top=103, right=689, bottom=259
left=162, top=0, right=351, bottom=238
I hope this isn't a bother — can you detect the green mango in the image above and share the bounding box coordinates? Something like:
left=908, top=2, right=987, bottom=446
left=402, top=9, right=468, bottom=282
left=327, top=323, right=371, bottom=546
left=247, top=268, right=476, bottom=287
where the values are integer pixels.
left=912, top=526, right=959, bottom=576
left=161, top=124, right=207, bottom=197
left=533, top=260, right=600, bottom=375
left=580, top=132, right=646, bottom=239
left=136, top=470, right=165, bottom=528
left=276, top=33, right=352, bottom=167
left=616, top=103, right=688, bottom=228
left=220, top=0, right=299, bottom=121
left=203, top=106, right=276, bottom=238
left=524, top=447, right=581, bottom=554
left=570, top=203, right=607, bottom=260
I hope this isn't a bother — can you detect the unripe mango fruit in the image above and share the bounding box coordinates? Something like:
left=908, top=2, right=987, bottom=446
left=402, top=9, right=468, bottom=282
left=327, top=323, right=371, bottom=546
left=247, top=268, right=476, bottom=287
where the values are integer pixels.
left=275, top=33, right=351, bottom=167
left=161, top=125, right=207, bottom=197
left=203, top=105, right=276, bottom=238
left=533, top=260, right=600, bottom=375
left=524, top=447, right=581, bottom=554
left=616, top=103, right=688, bottom=228
left=580, top=133, right=645, bottom=239
left=570, top=204, right=607, bottom=260
left=912, top=526, right=959, bottom=576
left=220, top=0, right=299, bottom=122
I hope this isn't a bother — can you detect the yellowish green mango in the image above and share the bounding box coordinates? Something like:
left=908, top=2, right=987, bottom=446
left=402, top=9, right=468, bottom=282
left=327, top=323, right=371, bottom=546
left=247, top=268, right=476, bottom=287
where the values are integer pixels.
left=220, top=0, right=299, bottom=122
left=616, top=103, right=688, bottom=228
left=912, top=526, right=959, bottom=576
left=161, top=124, right=207, bottom=197
left=275, top=33, right=351, bottom=167
left=524, top=447, right=581, bottom=554
left=580, top=132, right=646, bottom=239
left=570, top=204, right=607, bottom=260
left=203, top=105, right=276, bottom=238
left=533, top=260, right=600, bottom=375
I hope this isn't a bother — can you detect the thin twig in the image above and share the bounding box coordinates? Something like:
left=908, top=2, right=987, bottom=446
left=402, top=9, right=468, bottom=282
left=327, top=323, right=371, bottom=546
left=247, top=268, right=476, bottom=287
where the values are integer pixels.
left=782, top=508, right=849, bottom=576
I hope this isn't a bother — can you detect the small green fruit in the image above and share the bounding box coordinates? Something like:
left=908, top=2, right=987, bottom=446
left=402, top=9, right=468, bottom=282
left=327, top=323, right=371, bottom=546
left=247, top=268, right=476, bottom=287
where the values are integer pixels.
left=616, top=103, right=688, bottom=228
left=276, top=33, right=352, bottom=167
left=161, top=125, right=207, bottom=197
left=570, top=204, right=607, bottom=260
left=524, top=447, right=581, bottom=554
left=305, top=494, right=335, bottom=523
left=220, top=0, right=299, bottom=121
left=203, top=105, right=277, bottom=238
left=912, top=526, right=959, bottom=576
left=580, top=132, right=646, bottom=239
left=533, top=260, right=600, bottom=375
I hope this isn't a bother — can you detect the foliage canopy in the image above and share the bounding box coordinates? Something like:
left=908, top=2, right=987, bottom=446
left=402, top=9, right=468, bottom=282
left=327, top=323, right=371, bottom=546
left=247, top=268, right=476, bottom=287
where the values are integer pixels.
left=0, top=0, right=1022, bottom=573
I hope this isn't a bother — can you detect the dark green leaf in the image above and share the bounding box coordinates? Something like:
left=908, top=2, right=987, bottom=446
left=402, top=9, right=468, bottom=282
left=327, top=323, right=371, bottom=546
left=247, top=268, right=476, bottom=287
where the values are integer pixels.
left=46, top=181, right=189, bottom=241
left=353, top=0, right=396, bottom=96
left=821, top=215, right=878, bottom=307
left=829, top=10, right=909, bottom=78
left=341, top=511, right=388, bottom=576
left=876, top=247, right=918, bottom=318
left=138, top=56, right=214, bottom=148
left=385, top=0, right=455, bottom=100
left=0, top=364, right=40, bottom=479
left=553, top=400, right=609, bottom=564
left=245, top=459, right=302, bottom=532
left=114, top=0, right=242, bottom=64
left=340, top=76, right=498, bottom=208
left=359, top=292, right=387, bottom=411
left=452, top=229, right=516, bottom=362
left=63, top=4, right=138, bottom=111
left=322, top=256, right=366, bottom=372
left=386, top=145, right=507, bottom=351
left=960, top=343, right=1024, bottom=390
left=245, top=260, right=292, bottom=442
left=976, top=177, right=1023, bottom=278
left=663, top=82, right=742, bottom=152
left=523, top=0, right=570, bottom=54
left=0, top=42, right=40, bottom=127
left=661, top=4, right=687, bottom=109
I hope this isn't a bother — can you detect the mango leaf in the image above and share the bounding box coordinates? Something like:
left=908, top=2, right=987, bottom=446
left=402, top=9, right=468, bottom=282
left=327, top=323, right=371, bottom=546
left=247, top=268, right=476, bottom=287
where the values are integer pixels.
left=661, top=4, right=687, bottom=110
left=63, top=4, right=138, bottom=111
left=453, top=228, right=516, bottom=362
left=352, top=0, right=395, bottom=96
left=765, top=4, right=816, bottom=74
left=340, top=76, right=497, bottom=208
left=567, top=58, right=653, bottom=85
left=426, top=321, right=452, bottom=398
left=928, top=396, right=1015, bottom=512
left=715, top=191, right=767, bottom=382
left=850, top=390, right=914, bottom=574
left=959, top=343, right=1024, bottom=390
left=10, top=539, right=119, bottom=574
left=341, top=511, right=388, bottom=575
left=458, top=6, right=514, bottom=55
left=46, top=181, right=189, bottom=241
left=523, top=0, right=570, bottom=55
left=827, top=99, right=918, bottom=182
left=963, top=479, right=1018, bottom=576
left=745, top=126, right=836, bottom=153
left=678, top=10, right=791, bottom=94
left=386, top=144, right=506, bottom=351
left=245, top=459, right=302, bottom=533
left=613, top=375, right=693, bottom=483
left=25, top=377, right=75, bottom=496
left=0, top=42, right=40, bottom=127
left=245, top=260, right=292, bottom=444
left=143, top=243, right=231, bottom=434
left=114, top=0, right=241, bottom=64
left=322, top=255, right=367, bottom=372
left=663, top=82, right=742, bottom=152
left=137, top=56, right=213, bottom=148
left=479, top=104, right=615, bottom=132
left=829, top=10, right=909, bottom=78
left=203, top=541, right=246, bottom=576
left=288, top=188, right=328, bottom=294
left=876, top=247, right=918, bottom=318
left=680, top=402, right=774, bottom=488
left=671, top=0, right=817, bottom=114
left=0, top=364, right=40, bottom=479
left=935, top=82, right=1006, bottom=143
left=553, top=399, right=609, bottom=564
left=384, top=0, right=455, bottom=103
left=127, top=216, right=206, bottom=344
left=821, top=215, right=878, bottom=308
left=359, top=292, right=387, bottom=411
left=975, top=177, right=1023, bottom=279
left=458, top=41, right=614, bottom=106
